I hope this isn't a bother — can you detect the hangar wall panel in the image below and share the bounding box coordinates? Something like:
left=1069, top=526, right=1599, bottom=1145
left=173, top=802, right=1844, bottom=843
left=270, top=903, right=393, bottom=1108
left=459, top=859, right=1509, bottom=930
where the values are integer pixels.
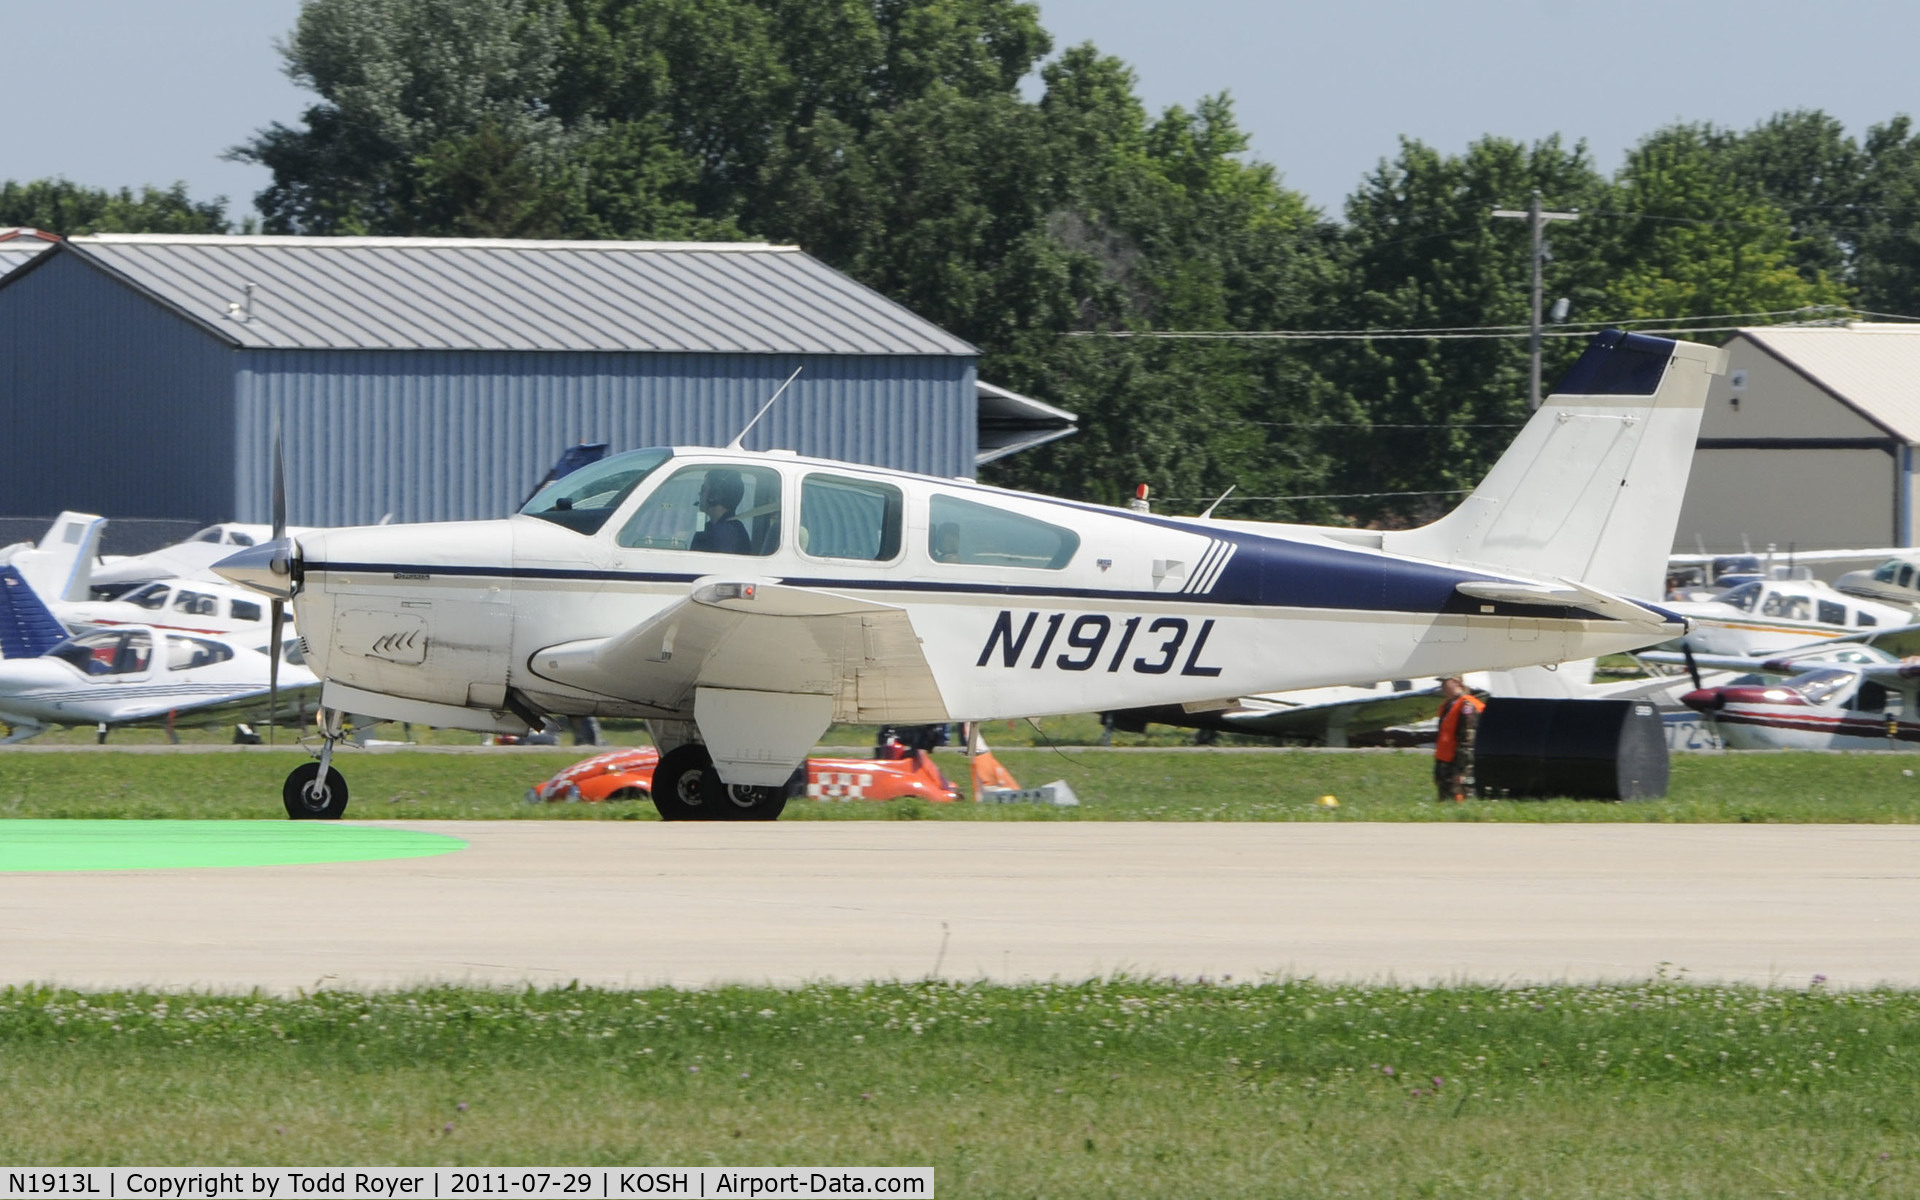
left=1700, top=337, right=1884, bottom=439
left=237, top=351, right=977, bottom=525
left=1675, top=446, right=1895, bottom=554
left=0, top=253, right=235, bottom=520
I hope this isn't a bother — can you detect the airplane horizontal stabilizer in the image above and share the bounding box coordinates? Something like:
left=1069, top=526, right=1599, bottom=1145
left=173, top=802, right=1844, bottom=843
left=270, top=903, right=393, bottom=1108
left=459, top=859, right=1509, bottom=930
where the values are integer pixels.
left=1454, top=578, right=1672, bottom=626
left=531, top=580, right=948, bottom=723
left=0, top=567, right=70, bottom=660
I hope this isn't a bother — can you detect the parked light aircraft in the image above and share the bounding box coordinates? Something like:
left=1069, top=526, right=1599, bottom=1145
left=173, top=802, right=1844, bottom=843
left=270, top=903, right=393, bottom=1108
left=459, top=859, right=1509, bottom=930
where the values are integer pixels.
left=89, top=523, right=313, bottom=595
left=216, top=331, right=1725, bottom=820
left=61, top=576, right=292, bottom=640
left=1835, top=557, right=1920, bottom=611
left=0, top=512, right=107, bottom=605
left=0, top=567, right=318, bottom=743
left=1661, top=578, right=1911, bottom=656
left=1674, top=638, right=1920, bottom=751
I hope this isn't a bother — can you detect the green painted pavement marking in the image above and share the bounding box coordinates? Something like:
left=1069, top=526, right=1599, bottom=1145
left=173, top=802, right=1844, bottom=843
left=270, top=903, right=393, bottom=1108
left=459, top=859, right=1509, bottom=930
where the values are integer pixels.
left=0, top=820, right=466, bottom=872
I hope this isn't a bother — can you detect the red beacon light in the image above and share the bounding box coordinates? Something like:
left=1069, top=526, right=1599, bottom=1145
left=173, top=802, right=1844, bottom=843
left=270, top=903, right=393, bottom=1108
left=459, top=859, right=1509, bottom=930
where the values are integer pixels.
left=1127, top=483, right=1151, bottom=514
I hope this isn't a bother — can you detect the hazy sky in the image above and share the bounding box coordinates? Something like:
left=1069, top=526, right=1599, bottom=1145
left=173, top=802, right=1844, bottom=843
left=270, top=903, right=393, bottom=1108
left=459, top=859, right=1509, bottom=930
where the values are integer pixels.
left=3, top=0, right=1915, bottom=220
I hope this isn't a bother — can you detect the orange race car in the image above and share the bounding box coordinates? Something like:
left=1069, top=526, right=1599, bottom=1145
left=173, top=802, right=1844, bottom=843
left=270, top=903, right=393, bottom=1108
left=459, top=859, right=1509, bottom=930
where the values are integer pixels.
left=527, top=746, right=963, bottom=806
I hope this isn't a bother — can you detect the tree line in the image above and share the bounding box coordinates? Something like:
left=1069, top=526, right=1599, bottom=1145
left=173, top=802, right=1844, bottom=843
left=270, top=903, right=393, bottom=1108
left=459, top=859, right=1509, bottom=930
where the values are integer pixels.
left=7, top=0, right=1919, bottom=526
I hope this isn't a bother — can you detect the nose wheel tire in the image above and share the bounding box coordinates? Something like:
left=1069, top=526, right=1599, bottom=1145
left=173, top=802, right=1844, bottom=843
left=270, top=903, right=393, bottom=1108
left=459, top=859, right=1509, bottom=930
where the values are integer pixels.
left=284, top=761, right=349, bottom=820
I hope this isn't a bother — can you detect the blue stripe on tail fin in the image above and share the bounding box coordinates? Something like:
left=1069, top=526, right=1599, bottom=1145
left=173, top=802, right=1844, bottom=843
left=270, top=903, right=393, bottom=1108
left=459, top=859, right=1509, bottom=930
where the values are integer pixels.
left=0, top=566, right=70, bottom=659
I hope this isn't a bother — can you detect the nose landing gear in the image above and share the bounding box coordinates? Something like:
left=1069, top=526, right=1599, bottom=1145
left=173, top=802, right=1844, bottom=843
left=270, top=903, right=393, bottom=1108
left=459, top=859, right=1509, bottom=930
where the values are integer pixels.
left=284, top=707, right=350, bottom=820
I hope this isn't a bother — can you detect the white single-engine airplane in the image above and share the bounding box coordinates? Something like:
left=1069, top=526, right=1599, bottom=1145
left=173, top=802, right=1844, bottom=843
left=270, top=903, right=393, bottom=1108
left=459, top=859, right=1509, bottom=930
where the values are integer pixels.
left=217, top=331, right=1724, bottom=820
left=0, top=567, right=319, bottom=743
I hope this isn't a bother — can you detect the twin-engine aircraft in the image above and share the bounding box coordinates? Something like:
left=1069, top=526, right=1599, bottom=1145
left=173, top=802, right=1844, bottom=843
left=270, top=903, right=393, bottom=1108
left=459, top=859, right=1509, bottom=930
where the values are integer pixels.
left=217, top=331, right=1725, bottom=820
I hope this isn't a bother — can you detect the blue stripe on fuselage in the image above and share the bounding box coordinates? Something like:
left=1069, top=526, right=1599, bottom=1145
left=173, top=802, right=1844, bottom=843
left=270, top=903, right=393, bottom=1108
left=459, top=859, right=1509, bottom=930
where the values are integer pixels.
left=305, top=551, right=1617, bottom=622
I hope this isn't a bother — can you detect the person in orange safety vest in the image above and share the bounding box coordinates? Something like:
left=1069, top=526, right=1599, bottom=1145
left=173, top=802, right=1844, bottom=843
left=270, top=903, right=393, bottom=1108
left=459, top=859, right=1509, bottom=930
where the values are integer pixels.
left=1434, top=677, right=1485, bottom=801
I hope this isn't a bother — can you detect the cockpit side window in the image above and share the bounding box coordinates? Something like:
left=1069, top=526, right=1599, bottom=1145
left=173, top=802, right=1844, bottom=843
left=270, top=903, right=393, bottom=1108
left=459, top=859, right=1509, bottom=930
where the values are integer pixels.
left=521, top=448, right=674, bottom=535
left=50, top=630, right=152, bottom=676
left=616, top=463, right=783, bottom=556
left=1760, top=591, right=1811, bottom=621
left=1874, top=560, right=1900, bottom=583
left=927, top=494, right=1079, bottom=569
left=193, top=527, right=223, bottom=544
left=167, top=636, right=234, bottom=671
left=173, top=589, right=219, bottom=616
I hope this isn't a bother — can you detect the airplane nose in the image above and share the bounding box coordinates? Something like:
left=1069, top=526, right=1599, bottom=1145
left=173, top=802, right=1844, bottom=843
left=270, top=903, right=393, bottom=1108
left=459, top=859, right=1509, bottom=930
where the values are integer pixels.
left=213, top=539, right=299, bottom=600
left=1681, top=688, right=1724, bottom=713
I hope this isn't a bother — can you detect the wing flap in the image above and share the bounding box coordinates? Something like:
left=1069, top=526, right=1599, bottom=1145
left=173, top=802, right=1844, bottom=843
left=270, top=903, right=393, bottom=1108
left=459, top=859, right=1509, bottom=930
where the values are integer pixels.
left=530, top=580, right=947, bottom=722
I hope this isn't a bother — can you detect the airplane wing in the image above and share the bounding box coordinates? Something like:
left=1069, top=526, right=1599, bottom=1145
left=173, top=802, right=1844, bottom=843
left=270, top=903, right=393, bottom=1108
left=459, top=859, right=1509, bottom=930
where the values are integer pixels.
left=92, top=680, right=323, bottom=728
left=1107, top=681, right=1447, bottom=745
left=529, top=579, right=948, bottom=723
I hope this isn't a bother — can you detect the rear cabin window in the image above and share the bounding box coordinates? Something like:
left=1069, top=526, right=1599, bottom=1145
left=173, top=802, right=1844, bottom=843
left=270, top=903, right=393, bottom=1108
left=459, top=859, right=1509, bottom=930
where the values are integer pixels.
left=800, top=475, right=902, bottom=561
left=1817, top=599, right=1847, bottom=626
left=617, top=464, right=783, bottom=557
left=927, top=494, right=1079, bottom=570
left=522, top=447, right=673, bottom=535
left=230, top=599, right=262, bottom=622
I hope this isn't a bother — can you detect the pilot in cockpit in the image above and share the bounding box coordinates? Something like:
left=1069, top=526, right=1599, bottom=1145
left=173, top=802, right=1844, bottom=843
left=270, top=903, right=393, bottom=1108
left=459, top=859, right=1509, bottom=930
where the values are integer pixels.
left=690, top=469, right=752, bottom=555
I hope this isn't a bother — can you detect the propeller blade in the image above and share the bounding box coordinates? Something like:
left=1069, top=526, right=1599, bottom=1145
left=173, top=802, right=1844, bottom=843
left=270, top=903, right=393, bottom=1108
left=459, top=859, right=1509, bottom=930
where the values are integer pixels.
left=269, top=599, right=283, bottom=746
left=271, top=421, right=286, bottom=543
left=1683, top=644, right=1703, bottom=692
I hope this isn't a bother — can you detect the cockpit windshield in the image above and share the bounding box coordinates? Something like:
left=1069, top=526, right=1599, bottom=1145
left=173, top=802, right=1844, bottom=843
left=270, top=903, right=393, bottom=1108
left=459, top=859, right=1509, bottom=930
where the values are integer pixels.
left=1785, top=668, right=1854, bottom=705
left=1714, top=581, right=1763, bottom=612
left=520, top=448, right=673, bottom=535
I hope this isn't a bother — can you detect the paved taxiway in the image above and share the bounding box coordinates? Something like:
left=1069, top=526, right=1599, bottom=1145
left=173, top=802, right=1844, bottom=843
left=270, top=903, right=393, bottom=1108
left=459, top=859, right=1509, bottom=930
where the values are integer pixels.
left=3, top=822, right=1916, bottom=991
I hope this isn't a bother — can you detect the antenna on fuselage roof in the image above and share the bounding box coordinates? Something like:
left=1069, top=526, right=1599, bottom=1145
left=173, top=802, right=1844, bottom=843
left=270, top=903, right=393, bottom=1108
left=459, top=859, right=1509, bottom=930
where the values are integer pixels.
left=726, top=366, right=804, bottom=452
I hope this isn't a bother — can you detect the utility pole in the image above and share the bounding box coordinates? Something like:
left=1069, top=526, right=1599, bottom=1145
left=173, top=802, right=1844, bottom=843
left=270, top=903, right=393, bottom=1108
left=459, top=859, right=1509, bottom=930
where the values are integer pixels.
left=1492, top=190, right=1579, bottom=408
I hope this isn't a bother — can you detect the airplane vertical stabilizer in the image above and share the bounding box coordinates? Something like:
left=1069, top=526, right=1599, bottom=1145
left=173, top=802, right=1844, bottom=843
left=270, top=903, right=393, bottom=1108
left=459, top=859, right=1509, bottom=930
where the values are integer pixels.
left=1383, top=331, right=1725, bottom=600
left=0, top=567, right=71, bottom=659
left=10, top=512, right=106, bottom=603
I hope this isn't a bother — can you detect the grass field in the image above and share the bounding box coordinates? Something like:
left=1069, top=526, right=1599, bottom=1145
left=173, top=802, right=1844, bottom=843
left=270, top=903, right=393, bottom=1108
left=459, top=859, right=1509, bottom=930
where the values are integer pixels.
left=0, top=979, right=1912, bottom=1196
left=5, top=745, right=1920, bottom=822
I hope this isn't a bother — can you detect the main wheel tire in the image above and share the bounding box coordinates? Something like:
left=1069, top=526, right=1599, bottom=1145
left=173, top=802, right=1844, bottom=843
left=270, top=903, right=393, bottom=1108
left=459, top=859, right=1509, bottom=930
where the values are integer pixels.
left=651, top=744, right=722, bottom=821
left=283, top=761, right=349, bottom=820
left=702, top=765, right=803, bottom=821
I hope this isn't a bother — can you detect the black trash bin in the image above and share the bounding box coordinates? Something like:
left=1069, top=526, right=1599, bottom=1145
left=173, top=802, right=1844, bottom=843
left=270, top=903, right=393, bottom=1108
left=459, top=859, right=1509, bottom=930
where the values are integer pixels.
left=1474, top=698, right=1668, bottom=800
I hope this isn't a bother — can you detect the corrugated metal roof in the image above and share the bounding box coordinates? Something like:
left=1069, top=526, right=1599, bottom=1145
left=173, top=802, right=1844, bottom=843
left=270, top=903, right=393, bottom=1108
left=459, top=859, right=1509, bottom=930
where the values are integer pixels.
left=56, top=234, right=976, bottom=357
left=0, top=229, right=55, bottom=280
left=1742, top=324, right=1920, bottom=443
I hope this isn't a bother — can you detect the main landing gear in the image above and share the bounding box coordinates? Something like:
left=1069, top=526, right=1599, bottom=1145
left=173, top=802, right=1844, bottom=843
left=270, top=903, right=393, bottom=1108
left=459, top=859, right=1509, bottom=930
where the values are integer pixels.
left=284, top=708, right=350, bottom=820
left=650, top=743, right=801, bottom=822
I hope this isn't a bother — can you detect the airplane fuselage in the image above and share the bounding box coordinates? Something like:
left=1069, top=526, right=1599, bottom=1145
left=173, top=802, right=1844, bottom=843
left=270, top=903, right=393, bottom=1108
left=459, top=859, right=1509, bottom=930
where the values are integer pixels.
left=277, top=448, right=1685, bottom=732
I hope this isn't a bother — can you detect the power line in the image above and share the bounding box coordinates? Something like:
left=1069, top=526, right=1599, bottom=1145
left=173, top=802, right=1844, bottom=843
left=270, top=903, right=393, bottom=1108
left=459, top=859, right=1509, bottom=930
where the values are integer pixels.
left=1165, top=488, right=1475, bottom=503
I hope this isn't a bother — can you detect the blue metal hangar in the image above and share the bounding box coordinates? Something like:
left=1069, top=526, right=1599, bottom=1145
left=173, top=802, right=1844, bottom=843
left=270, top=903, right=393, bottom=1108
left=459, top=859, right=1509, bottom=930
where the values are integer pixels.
left=0, top=234, right=1073, bottom=525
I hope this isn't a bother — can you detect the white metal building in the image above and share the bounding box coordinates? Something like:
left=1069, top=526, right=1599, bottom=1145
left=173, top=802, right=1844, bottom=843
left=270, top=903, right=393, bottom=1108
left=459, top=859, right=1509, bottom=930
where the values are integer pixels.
left=1675, top=323, right=1920, bottom=554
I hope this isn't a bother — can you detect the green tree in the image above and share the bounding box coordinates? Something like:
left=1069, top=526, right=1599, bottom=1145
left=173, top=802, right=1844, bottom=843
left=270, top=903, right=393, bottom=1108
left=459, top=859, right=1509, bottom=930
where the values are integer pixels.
left=1588, top=123, right=1850, bottom=322
left=1319, top=135, right=1608, bottom=521
left=0, top=180, right=230, bottom=235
